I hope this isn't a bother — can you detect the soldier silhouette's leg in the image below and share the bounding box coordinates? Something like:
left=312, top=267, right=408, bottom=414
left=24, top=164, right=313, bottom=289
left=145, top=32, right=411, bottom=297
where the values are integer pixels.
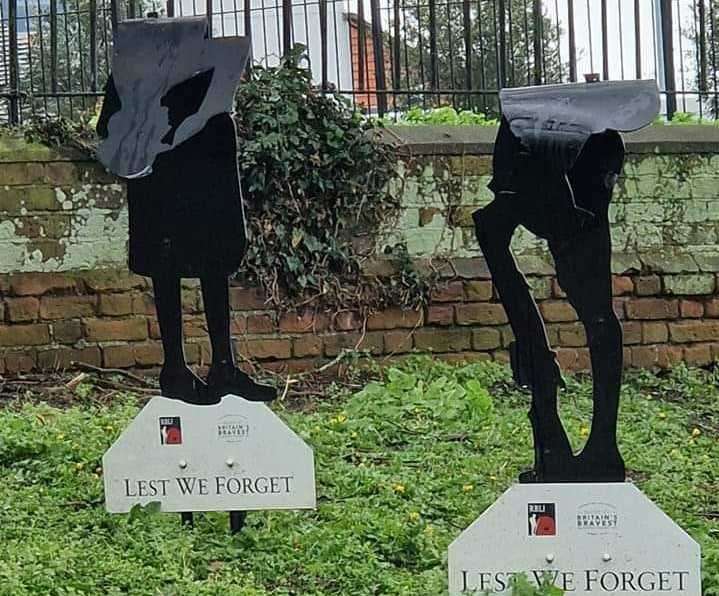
left=550, top=218, right=625, bottom=482
left=199, top=275, right=234, bottom=364
left=153, top=272, right=208, bottom=403
left=474, top=200, right=574, bottom=482
left=201, top=274, right=277, bottom=402
left=548, top=130, right=626, bottom=482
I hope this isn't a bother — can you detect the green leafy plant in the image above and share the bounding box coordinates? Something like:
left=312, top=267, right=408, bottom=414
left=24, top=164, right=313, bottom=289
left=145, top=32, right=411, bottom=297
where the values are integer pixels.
left=14, top=113, right=97, bottom=154
left=386, top=105, right=498, bottom=126
left=652, top=111, right=719, bottom=126
left=506, top=573, right=565, bottom=595
left=1, top=360, right=718, bottom=594
left=235, top=45, right=429, bottom=311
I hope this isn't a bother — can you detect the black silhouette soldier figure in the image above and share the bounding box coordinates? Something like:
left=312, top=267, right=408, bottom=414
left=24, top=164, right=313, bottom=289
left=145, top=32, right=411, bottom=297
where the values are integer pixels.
left=96, top=14, right=275, bottom=405
left=473, top=80, right=659, bottom=483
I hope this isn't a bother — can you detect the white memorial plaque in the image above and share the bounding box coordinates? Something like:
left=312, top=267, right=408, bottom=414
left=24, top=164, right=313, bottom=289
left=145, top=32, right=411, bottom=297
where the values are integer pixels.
left=449, top=483, right=701, bottom=595
left=103, top=395, right=316, bottom=513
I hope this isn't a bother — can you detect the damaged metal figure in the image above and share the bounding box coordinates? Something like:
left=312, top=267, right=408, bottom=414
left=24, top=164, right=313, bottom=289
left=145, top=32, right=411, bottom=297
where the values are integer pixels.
left=97, top=15, right=276, bottom=405
left=473, top=80, right=659, bottom=483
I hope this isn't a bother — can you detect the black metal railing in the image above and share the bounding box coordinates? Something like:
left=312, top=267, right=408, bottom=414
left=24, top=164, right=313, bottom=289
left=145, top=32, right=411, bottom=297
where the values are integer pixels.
left=0, top=0, right=716, bottom=124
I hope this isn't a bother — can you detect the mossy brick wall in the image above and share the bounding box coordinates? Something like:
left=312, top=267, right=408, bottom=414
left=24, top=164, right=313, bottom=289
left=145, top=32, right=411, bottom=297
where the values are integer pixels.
left=0, top=136, right=127, bottom=272
left=1, top=126, right=719, bottom=375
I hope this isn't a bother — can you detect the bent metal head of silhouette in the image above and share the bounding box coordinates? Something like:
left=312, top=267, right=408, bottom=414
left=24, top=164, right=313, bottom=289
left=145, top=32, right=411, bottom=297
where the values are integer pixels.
left=473, top=80, right=659, bottom=483
left=96, top=16, right=249, bottom=179
left=97, top=16, right=276, bottom=405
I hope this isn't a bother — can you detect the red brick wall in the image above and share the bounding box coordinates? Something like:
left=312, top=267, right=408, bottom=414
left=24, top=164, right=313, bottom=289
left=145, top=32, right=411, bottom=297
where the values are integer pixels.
left=348, top=16, right=390, bottom=111
left=1, top=268, right=717, bottom=375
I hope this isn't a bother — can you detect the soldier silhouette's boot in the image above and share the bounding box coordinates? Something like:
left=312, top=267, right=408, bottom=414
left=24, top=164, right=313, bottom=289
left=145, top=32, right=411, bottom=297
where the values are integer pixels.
left=207, top=360, right=277, bottom=402
left=521, top=356, right=575, bottom=483
left=160, top=365, right=212, bottom=405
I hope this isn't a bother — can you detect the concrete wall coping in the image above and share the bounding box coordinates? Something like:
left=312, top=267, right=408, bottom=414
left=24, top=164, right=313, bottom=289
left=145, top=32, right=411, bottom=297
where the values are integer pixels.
left=0, top=135, right=91, bottom=163
left=3, top=124, right=719, bottom=162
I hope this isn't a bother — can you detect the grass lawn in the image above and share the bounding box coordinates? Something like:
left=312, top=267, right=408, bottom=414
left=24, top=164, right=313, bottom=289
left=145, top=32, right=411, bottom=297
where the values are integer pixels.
left=0, top=358, right=717, bottom=595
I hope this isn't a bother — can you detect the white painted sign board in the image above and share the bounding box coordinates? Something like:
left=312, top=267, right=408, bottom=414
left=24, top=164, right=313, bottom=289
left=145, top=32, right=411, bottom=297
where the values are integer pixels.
left=103, top=395, right=316, bottom=513
left=449, top=483, right=701, bottom=595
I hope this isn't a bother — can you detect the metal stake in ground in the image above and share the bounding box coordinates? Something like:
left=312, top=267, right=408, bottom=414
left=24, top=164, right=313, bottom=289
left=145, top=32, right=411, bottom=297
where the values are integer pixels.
left=229, top=511, right=247, bottom=534
left=181, top=512, right=194, bottom=528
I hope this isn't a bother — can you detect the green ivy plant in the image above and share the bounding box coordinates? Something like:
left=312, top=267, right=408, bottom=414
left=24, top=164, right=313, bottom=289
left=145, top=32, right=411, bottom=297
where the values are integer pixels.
left=234, top=45, right=429, bottom=311
left=14, top=113, right=97, bottom=154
